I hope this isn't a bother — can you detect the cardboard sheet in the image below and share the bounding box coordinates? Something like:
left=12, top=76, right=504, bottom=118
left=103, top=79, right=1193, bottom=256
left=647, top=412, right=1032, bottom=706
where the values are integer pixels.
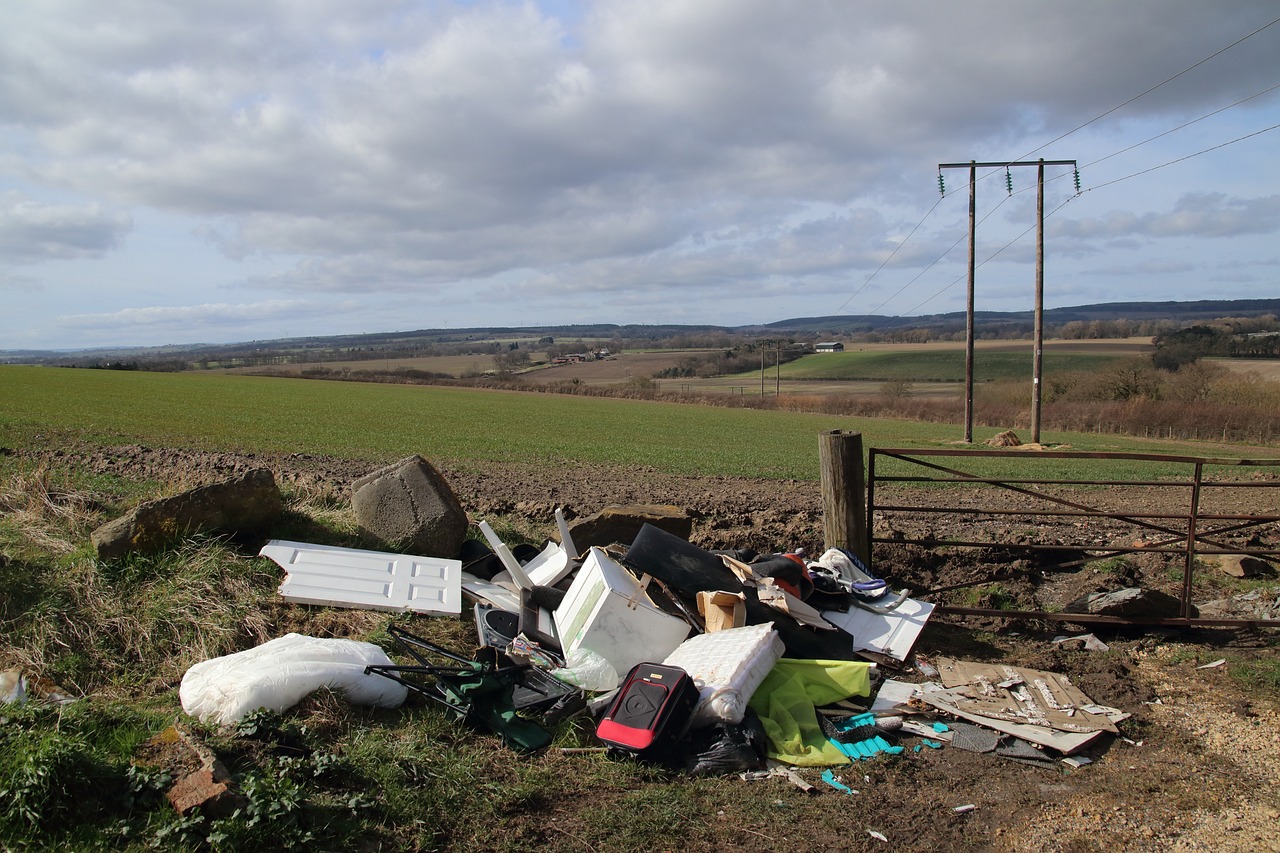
left=916, top=683, right=1104, bottom=755
left=935, top=658, right=1119, bottom=734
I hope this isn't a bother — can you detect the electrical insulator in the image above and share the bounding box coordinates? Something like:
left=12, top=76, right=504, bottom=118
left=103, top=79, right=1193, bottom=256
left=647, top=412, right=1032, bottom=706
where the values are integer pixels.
left=1005, top=168, right=1013, bottom=196
left=938, top=173, right=946, bottom=196
left=1073, top=167, right=1082, bottom=195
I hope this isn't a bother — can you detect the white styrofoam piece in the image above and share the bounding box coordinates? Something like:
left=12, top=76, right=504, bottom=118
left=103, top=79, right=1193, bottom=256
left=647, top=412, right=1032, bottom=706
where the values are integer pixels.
left=662, top=623, right=785, bottom=726
left=260, top=540, right=463, bottom=615
left=553, top=547, right=691, bottom=682
left=821, top=596, right=935, bottom=661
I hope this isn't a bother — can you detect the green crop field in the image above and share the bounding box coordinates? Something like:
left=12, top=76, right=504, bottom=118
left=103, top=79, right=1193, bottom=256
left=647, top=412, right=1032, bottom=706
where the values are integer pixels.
left=3, top=363, right=1279, bottom=853
left=1, top=365, right=1270, bottom=483
left=764, top=350, right=1125, bottom=382
left=0, top=365, right=927, bottom=479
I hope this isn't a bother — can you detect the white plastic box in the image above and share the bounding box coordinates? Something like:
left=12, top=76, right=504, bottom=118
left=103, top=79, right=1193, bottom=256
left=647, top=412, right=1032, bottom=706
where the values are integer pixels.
left=553, top=547, right=691, bottom=681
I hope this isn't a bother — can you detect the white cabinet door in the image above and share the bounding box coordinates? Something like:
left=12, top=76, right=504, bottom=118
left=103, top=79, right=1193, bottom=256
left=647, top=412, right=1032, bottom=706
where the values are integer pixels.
left=260, top=540, right=463, bottom=615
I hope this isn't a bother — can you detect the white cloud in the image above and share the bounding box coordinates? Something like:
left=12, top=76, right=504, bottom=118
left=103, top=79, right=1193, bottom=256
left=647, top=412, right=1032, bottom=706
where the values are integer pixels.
left=56, top=299, right=331, bottom=334
left=1, top=0, right=1278, bottom=347
left=0, top=192, right=131, bottom=262
left=1052, top=193, right=1280, bottom=241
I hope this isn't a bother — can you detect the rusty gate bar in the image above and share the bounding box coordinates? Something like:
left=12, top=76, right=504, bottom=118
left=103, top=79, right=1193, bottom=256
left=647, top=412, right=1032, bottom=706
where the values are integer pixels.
left=1184, top=462, right=1202, bottom=619
left=866, top=447, right=1280, bottom=628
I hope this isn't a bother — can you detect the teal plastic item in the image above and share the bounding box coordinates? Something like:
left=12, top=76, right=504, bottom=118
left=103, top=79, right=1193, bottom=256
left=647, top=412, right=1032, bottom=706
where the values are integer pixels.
left=826, top=711, right=906, bottom=760
left=830, top=734, right=903, bottom=760
left=820, top=769, right=856, bottom=794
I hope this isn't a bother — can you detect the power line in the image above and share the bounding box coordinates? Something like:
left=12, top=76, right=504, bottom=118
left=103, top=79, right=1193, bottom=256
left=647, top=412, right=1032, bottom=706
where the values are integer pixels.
left=866, top=194, right=1013, bottom=315
left=834, top=16, right=1280, bottom=319
left=832, top=195, right=944, bottom=314
left=1019, top=14, right=1280, bottom=158
left=941, top=20, right=1280, bottom=200
left=1084, top=121, right=1280, bottom=193
left=898, top=116, right=1278, bottom=317
left=1081, top=81, right=1280, bottom=172
left=888, top=90, right=1279, bottom=314
left=894, top=115, right=1275, bottom=317
left=1020, top=81, right=1280, bottom=197
left=900, top=195, right=1077, bottom=316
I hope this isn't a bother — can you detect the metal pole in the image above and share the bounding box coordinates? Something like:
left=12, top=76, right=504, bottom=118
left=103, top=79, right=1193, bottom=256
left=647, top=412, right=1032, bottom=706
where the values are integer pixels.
left=1183, top=462, right=1203, bottom=619
left=965, top=161, right=976, bottom=444
left=1033, top=159, right=1045, bottom=444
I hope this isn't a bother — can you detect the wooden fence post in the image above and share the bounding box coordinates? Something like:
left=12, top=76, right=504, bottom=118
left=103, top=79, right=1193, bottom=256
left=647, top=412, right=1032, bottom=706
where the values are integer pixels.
left=819, top=430, right=868, bottom=563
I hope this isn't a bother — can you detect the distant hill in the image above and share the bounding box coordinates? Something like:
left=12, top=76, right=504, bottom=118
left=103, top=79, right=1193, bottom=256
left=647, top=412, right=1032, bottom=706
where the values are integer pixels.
left=4, top=298, right=1278, bottom=365
left=753, top=298, right=1280, bottom=336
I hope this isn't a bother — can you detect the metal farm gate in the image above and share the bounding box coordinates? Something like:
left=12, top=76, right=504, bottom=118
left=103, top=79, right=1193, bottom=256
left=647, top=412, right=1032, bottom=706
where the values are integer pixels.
left=866, top=447, right=1280, bottom=628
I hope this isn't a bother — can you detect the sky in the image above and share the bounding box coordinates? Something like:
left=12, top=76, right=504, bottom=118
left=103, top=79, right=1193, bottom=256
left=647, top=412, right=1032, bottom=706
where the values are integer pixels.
left=2, top=1, right=1279, bottom=351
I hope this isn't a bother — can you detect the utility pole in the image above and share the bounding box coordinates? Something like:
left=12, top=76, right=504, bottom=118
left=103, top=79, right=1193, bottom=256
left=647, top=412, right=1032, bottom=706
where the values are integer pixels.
left=964, top=162, right=976, bottom=443
left=759, top=339, right=769, bottom=396
left=775, top=342, right=781, bottom=396
left=1033, top=159, right=1046, bottom=444
left=938, top=158, right=1076, bottom=444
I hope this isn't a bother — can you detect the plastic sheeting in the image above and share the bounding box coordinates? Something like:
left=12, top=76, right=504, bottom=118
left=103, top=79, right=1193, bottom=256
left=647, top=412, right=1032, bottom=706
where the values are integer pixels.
left=180, top=633, right=409, bottom=725
left=747, top=658, right=876, bottom=766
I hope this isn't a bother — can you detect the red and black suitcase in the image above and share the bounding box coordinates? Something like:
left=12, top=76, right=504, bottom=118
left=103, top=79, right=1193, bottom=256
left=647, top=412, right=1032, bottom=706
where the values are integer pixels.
left=596, top=662, right=699, bottom=756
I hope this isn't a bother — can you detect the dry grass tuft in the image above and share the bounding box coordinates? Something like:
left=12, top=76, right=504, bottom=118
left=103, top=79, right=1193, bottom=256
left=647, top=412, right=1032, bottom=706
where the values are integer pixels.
left=282, top=479, right=357, bottom=533
left=0, top=465, right=101, bottom=556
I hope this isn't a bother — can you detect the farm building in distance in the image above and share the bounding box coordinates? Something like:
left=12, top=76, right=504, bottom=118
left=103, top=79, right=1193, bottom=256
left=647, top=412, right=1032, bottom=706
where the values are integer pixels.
left=815, top=342, right=845, bottom=353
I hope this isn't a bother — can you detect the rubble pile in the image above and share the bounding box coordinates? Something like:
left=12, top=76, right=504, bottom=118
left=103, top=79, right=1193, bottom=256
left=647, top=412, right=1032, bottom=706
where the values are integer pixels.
left=16, top=455, right=1166, bottom=817
left=209, top=483, right=1134, bottom=797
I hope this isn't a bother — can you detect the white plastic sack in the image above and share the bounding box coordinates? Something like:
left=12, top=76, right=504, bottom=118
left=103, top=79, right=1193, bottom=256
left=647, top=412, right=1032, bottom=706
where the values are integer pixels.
left=662, top=623, right=785, bottom=727
left=179, top=633, right=408, bottom=725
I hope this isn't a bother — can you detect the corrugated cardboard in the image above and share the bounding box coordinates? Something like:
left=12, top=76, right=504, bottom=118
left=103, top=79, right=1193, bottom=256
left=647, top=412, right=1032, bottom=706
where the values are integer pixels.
left=697, top=590, right=746, bottom=632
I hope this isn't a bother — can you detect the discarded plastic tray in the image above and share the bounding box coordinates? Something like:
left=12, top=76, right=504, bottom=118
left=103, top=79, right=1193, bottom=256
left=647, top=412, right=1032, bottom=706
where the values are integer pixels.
left=511, top=665, right=580, bottom=714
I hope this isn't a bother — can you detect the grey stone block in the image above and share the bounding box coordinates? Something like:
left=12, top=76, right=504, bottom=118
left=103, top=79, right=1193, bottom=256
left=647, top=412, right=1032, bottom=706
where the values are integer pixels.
left=351, top=455, right=468, bottom=557
left=1063, top=586, right=1193, bottom=618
